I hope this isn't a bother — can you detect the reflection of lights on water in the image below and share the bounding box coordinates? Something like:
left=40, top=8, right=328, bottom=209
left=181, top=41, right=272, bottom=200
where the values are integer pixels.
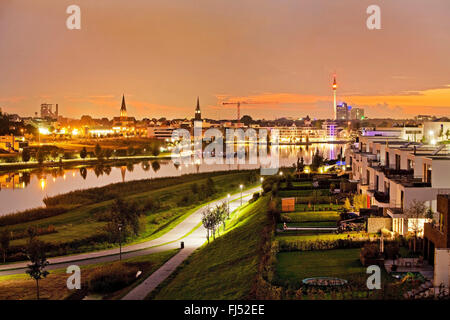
left=40, top=179, right=46, bottom=190
left=53, top=178, right=56, bottom=182
left=63, top=174, right=66, bottom=180
left=72, top=172, right=76, bottom=177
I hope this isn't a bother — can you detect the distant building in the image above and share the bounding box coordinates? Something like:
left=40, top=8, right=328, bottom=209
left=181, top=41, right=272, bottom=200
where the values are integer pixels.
left=416, top=115, right=436, bottom=122
left=336, top=102, right=350, bottom=121
left=350, top=107, right=365, bottom=120
left=194, top=97, right=202, bottom=121
left=423, top=121, right=450, bottom=144
left=0, top=135, right=28, bottom=153
left=112, top=95, right=136, bottom=134
left=40, top=103, right=59, bottom=120
left=147, top=127, right=179, bottom=140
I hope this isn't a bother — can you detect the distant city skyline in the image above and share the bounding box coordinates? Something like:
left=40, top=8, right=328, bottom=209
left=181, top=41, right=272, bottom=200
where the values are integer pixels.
left=1, top=0, right=449, bottom=120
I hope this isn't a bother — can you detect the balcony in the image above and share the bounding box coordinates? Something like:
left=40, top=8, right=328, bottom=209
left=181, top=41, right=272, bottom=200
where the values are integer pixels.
left=424, top=222, right=448, bottom=248
left=374, top=191, right=390, bottom=203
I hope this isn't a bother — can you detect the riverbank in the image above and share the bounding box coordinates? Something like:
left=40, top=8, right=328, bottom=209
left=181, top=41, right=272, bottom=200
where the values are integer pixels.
left=0, top=169, right=261, bottom=262
left=0, top=154, right=171, bottom=172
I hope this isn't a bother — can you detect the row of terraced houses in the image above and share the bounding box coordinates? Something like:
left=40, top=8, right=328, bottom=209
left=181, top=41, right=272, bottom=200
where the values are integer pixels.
left=345, top=121, right=450, bottom=288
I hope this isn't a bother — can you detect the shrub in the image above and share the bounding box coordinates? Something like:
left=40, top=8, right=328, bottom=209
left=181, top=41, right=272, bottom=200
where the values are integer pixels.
left=0, top=206, right=71, bottom=227
left=361, top=243, right=379, bottom=259
left=88, top=262, right=138, bottom=293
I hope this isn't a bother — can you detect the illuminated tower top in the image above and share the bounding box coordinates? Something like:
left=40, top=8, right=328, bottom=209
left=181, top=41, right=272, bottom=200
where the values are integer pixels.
left=195, top=96, right=202, bottom=121
left=120, top=94, right=127, bottom=118
left=332, top=75, right=337, bottom=120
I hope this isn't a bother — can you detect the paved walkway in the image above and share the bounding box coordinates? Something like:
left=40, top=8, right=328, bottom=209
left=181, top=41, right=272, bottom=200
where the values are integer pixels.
left=0, top=187, right=260, bottom=276
left=122, top=189, right=257, bottom=300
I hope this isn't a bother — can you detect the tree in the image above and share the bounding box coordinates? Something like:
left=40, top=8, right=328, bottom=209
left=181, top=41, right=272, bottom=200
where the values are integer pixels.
left=80, top=147, right=87, bottom=159
left=127, top=146, right=135, bottom=156
left=404, top=200, right=429, bottom=252
left=240, top=115, right=253, bottom=126
left=94, top=143, right=103, bottom=160
left=150, top=141, right=161, bottom=157
left=26, top=239, right=49, bottom=300
left=0, top=229, right=10, bottom=263
left=310, top=149, right=324, bottom=172
left=296, top=157, right=304, bottom=174
left=344, top=197, right=352, bottom=211
left=104, top=148, right=113, bottom=159
left=353, top=194, right=368, bottom=212
left=22, top=148, right=31, bottom=162
left=201, top=208, right=216, bottom=243
left=104, top=199, right=142, bottom=243
left=36, top=148, right=46, bottom=165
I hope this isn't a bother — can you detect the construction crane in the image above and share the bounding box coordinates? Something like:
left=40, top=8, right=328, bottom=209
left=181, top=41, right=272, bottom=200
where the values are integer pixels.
left=222, top=100, right=273, bottom=124
left=222, top=101, right=243, bottom=124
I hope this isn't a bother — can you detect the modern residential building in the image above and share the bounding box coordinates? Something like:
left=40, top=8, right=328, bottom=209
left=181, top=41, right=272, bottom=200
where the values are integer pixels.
left=346, top=133, right=450, bottom=236
left=423, top=194, right=450, bottom=288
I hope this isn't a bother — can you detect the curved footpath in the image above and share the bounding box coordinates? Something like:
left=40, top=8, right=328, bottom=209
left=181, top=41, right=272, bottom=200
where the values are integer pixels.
left=0, top=186, right=261, bottom=278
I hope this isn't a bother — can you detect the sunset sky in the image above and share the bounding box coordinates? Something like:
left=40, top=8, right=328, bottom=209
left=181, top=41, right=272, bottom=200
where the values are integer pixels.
left=0, top=0, right=449, bottom=120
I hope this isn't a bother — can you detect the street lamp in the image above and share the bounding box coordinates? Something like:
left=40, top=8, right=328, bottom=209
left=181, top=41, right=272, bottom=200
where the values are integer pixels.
left=240, top=184, right=243, bottom=207
left=227, top=194, right=230, bottom=218
left=118, top=223, right=123, bottom=261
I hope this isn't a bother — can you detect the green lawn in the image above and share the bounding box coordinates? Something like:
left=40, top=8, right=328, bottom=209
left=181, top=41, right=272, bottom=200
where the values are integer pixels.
left=274, top=248, right=365, bottom=287
left=151, top=196, right=270, bottom=300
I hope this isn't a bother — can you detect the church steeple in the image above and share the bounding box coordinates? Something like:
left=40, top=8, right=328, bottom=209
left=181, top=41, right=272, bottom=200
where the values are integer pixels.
left=120, top=94, right=127, bottom=118
left=194, top=96, right=201, bottom=121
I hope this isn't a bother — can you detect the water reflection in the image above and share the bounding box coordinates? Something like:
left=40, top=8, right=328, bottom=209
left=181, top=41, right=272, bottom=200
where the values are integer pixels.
left=0, top=144, right=346, bottom=215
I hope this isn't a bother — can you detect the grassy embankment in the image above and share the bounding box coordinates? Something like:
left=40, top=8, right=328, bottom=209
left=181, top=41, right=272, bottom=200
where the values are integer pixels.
left=151, top=196, right=270, bottom=300
left=0, top=170, right=259, bottom=260
left=0, top=249, right=178, bottom=300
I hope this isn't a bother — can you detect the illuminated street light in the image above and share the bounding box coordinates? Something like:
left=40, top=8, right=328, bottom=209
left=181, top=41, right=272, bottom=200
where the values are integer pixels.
left=240, top=184, right=243, bottom=207
left=227, top=194, right=231, bottom=218
left=118, top=223, right=123, bottom=261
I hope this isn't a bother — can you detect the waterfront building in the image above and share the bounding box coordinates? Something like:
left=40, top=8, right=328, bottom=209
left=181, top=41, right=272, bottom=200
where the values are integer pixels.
left=0, top=135, right=28, bottom=153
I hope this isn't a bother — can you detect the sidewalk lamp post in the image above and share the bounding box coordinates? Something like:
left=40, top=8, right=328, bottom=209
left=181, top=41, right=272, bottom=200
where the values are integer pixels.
left=227, top=194, right=231, bottom=218
left=118, top=223, right=123, bottom=261
left=240, top=184, right=243, bottom=207
left=260, top=177, right=264, bottom=193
